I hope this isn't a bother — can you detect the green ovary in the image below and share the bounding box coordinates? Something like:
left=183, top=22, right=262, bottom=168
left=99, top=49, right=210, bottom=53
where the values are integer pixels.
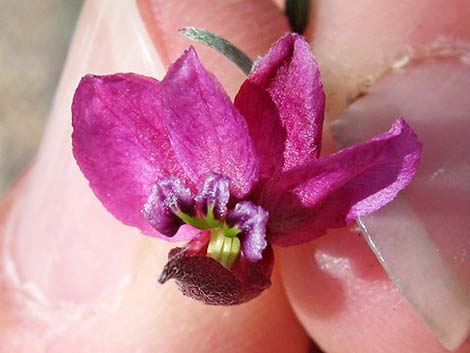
left=207, top=228, right=241, bottom=268
left=175, top=207, right=241, bottom=268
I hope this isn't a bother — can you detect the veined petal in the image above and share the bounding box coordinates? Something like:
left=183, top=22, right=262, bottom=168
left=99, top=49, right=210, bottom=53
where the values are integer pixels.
left=72, top=73, right=189, bottom=239
left=160, top=47, right=259, bottom=198
left=235, top=33, right=325, bottom=179
left=263, top=118, right=422, bottom=246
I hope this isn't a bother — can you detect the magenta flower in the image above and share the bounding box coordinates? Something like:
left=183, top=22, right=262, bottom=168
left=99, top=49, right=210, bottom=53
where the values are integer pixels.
left=72, top=34, right=421, bottom=305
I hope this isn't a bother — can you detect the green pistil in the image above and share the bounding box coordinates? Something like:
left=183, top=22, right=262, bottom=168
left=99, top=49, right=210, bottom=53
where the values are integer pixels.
left=175, top=205, right=241, bottom=268
left=207, top=228, right=241, bottom=268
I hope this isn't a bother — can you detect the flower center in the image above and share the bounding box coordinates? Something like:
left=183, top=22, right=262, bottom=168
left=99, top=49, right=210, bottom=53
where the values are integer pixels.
left=142, top=172, right=269, bottom=268
left=174, top=205, right=242, bottom=268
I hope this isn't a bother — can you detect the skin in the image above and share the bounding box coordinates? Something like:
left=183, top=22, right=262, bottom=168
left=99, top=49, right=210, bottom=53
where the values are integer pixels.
left=0, top=0, right=469, bottom=352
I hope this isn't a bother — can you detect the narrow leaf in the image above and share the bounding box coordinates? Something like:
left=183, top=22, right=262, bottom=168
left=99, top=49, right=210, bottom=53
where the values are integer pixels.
left=179, top=27, right=253, bottom=75
left=285, top=0, right=311, bottom=34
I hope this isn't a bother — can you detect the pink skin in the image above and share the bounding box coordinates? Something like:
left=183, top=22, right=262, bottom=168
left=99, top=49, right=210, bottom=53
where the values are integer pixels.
left=0, top=1, right=469, bottom=352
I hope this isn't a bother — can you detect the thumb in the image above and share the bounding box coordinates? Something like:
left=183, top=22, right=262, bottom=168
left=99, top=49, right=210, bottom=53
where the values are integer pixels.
left=0, top=1, right=308, bottom=352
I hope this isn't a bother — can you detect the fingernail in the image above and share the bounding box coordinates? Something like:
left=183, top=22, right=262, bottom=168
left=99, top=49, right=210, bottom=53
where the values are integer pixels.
left=332, top=54, right=470, bottom=350
left=2, top=0, right=165, bottom=305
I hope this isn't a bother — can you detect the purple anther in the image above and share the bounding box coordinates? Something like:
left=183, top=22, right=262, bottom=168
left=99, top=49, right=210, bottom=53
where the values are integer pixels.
left=142, top=176, right=194, bottom=236
left=195, top=172, right=231, bottom=219
left=229, top=201, right=268, bottom=261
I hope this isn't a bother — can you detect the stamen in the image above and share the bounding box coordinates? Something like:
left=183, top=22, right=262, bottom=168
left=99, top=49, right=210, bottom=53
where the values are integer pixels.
left=174, top=210, right=213, bottom=229
left=222, top=223, right=241, bottom=238
left=174, top=204, right=229, bottom=230
left=142, top=176, right=194, bottom=236
left=195, top=173, right=230, bottom=218
left=228, top=201, right=268, bottom=261
left=204, top=205, right=219, bottom=228
left=144, top=174, right=264, bottom=269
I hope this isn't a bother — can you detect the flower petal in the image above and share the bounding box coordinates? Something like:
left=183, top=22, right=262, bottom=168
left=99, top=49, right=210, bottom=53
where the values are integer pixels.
left=160, top=47, right=259, bottom=198
left=235, top=33, right=325, bottom=179
left=159, top=240, right=273, bottom=305
left=72, top=73, right=189, bottom=239
left=263, top=118, right=422, bottom=246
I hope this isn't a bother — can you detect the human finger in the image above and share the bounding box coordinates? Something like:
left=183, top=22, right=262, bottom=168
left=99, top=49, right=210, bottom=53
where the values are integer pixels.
left=280, top=0, right=470, bottom=352
left=0, top=1, right=311, bottom=352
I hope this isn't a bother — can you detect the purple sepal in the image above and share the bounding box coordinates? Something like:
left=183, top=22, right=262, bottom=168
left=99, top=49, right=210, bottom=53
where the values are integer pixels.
left=160, top=47, right=259, bottom=198
left=235, top=33, right=325, bottom=179
left=159, top=239, right=273, bottom=305
left=71, top=73, right=190, bottom=239
left=228, top=201, right=268, bottom=261
left=264, top=118, right=422, bottom=246
left=195, top=173, right=230, bottom=218
left=142, top=177, right=194, bottom=236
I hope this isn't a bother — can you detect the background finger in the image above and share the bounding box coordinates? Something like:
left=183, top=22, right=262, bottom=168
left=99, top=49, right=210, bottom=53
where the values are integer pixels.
left=280, top=0, right=470, bottom=352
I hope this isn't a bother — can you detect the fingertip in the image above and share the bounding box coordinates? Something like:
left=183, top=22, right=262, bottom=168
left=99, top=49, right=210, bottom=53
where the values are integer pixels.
left=278, top=227, right=470, bottom=353
left=307, top=0, right=470, bottom=118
